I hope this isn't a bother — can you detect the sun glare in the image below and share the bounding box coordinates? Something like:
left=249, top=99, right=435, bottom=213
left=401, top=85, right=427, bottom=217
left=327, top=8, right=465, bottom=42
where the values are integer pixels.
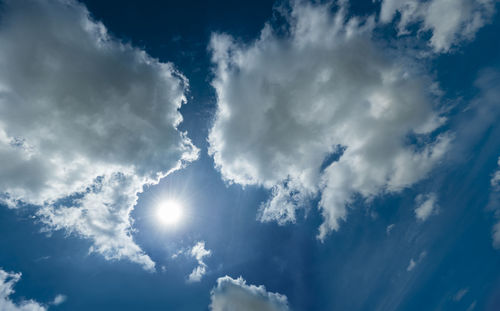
left=157, top=200, right=183, bottom=226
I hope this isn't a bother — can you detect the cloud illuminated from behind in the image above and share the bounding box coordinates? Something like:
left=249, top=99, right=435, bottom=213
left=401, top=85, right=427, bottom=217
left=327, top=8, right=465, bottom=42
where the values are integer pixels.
left=0, top=0, right=198, bottom=270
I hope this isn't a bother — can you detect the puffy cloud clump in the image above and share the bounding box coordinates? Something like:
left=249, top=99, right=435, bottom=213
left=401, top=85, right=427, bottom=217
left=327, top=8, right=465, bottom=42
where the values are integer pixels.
left=209, top=276, right=290, bottom=311
left=414, top=193, right=439, bottom=221
left=187, top=241, right=212, bottom=282
left=0, top=0, right=198, bottom=270
left=380, top=0, right=497, bottom=52
left=0, top=268, right=46, bottom=311
left=208, top=0, right=450, bottom=240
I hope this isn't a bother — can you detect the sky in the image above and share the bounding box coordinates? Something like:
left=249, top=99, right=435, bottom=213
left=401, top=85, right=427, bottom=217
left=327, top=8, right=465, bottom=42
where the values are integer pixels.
left=0, top=0, right=499, bottom=310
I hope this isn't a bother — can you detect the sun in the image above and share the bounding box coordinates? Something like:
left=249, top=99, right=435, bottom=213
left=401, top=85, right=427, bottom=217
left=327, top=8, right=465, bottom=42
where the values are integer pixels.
left=156, top=199, right=183, bottom=226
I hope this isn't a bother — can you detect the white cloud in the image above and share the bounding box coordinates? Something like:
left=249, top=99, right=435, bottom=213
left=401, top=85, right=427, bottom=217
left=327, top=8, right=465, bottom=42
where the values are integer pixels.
left=0, top=0, right=198, bottom=270
left=187, top=241, right=211, bottom=282
left=386, top=224, right=395, bottom=235
left=380, top=0, right=497, bottom=52
left=406, top=251, right=427, bottom=271
left=51, top=295, right=66, bottom=306
left=0, top=268, right=46, bottom=311
left=209, top=276, right=289, bottom=311
left=406, top=259, right=417, bottom=272
left=208, top=0, right=450, bottom=240
left=414, top=193, right=439, bottom=221
left=189, top=265, right=208, bottom=283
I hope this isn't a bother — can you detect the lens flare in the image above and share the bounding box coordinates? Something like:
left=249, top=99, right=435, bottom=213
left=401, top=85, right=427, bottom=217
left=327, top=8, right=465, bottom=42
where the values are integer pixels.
left=157, top=200, right=183, bottom=226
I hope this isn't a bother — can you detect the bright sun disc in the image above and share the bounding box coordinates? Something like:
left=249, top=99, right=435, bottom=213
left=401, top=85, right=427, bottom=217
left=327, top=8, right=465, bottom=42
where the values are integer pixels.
left=157, top=200, right=183, bottom=226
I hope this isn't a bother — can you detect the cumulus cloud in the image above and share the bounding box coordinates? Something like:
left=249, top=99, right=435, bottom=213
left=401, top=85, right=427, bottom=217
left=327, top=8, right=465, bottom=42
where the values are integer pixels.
left=0, top=268, right=46, bottom=311
left=209, top=276, right=289, bottom=311
left=0, top=0, right=198, bottom=270
left=208, top=0, right=450, bottom=240
left=187, top=241, right=212, bottom=282
left=414, top=193, right=439, bottom=221
left=380, top=0, right=497, bottom=52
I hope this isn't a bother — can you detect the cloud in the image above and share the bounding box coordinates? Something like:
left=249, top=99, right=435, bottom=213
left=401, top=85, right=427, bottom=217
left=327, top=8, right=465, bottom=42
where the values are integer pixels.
left=51, top=295, right=66, bottom=306
left=406, top=259, right=417, bottom=272
left=0, top=0, right=198, bottom=270
left=456, top=70, right=500, bottom=151
left=453, top=288, right=469, bottom=302
left=414, top=193, right=439, bottom=221
left=406, top=251, right=427, bottom=271
left=380, top=0, right=497, bottom=52
left=187, top=241, right=211, bottom=282
left=466, top=300, right=477, bottom=311
left=492, top=157, right=500, bottom=189
left=208, top=0, right=450, bottom=240
left=0, top=268, right=46, bottom=311
left=490, top=157, right=500, bottom=248
left=209, top=276, right=289, bottom=311
left=386, top=224, right=395, bottom=235
left=457, top=70, right=500, bottom=250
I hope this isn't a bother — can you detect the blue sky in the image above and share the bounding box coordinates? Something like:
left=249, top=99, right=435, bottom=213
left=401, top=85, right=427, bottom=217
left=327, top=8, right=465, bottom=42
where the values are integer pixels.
left=0, top=0, right=500, bottom=310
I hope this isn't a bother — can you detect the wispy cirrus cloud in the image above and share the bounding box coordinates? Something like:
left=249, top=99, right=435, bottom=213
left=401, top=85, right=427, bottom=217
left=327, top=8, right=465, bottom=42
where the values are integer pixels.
left=380, top=0, right=497, bottom=53
left=406, top=251, right=427, bottom=272
left=490, top=157, right=500, bottom=248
